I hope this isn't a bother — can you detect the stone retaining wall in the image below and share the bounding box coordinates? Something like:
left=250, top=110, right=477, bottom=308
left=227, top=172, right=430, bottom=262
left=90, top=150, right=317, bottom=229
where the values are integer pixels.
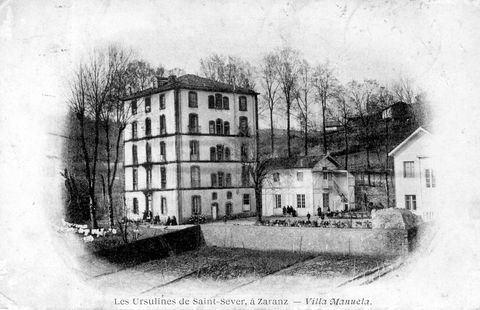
left=201, top=224, right=408, bottom=256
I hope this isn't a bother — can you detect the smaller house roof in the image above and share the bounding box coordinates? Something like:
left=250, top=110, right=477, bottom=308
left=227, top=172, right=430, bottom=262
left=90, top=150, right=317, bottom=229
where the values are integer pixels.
left=267, top=154, right=340, bottom=170
left=388, top=126, right=431, bottom=157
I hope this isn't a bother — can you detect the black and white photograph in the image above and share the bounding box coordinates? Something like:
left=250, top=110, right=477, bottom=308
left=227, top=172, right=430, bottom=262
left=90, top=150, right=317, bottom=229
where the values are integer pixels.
left=1, top=0, right=479, bottom=309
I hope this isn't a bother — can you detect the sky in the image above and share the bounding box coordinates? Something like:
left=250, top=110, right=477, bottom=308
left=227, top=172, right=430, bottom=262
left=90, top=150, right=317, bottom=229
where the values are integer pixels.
left=1, top=0, right=480, bottom=308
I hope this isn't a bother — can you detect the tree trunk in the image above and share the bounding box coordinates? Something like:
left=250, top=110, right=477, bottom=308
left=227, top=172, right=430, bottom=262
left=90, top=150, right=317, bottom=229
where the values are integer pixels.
left=104, top=119, right=115, bottom=228
left=286, top=96, right=291, bottom=157
left=78, top=116, right=97, bottom=229
left=304, top=117, right=308, bottom=156
left=322, top=96, right=327, bottom=154
left=255, top=187, right=263, bottom=223
left=366, top=148, right=371, bottom=186
left=269, top=108, right=274, bottom=154
left=344, top=126, right=349, bottom=169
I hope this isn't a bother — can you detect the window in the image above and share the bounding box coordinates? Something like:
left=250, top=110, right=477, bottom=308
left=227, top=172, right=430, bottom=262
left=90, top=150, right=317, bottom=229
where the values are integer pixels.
left=188, top=113, right=199, bottom=133
left=188, top=91, right=197, bottom=108
left=212, top=192, right=217, bottom=200
left=211, top=173, right=217, bottom=187
left=239, top=116, right=248, bottom=136
left=218, top=172, right=224, bottom=187
left=297, top=194, right=305, bottom=208
left=275, top=194, right=282, bottom=209
left=426, top=169, right=436, bottom=188
left=160, top=115, right=166, bottom=135
left=131, top=100, right=137, bottom=115
left=208, top=95, right=215, bottom=109
left=132, top=168, right=138, bottom=190
left=216, top=145, right=224, bottom=161
left=403, top=161, right=415, bottom=178
left=227, top=191, right=232, bottom=199
left=273, top=172, right=280, bottom=182
left=191, top=166, right=200, bottom=188
left=132, top=145, right=138, bottom=164
left=145, top=97, right=151, bottom=112
left=241, top=166, right=249, bottom=186
left=223, top=96, right=229, bottom=110
left=241, top=143, right=248, bottom=161
left=132, top=122, right=137, bottom=139
left=226, top=173, right=232, bottom=186
left=160, top=141, right=166, bottom=161
left=146, top=166, right=152, bottom=189
left=133, top=198, right=139, bottom=214
left=224, top=147, right=231, bottom=161
left=405, top=195, right=417, bottom=210
left=190, top=140, right=199, bottom=160
left=159, top=94, right=165, bottom=110
left=215, top=93, right=222, bottom=109
left=160, top=166, right=166, bottom=189
left=210, top=147, right=216, bottom=161
left=146, top=142, right=151, bottom=162
left=225, top=202, right=232, bottom=216
left=224, top=122, right=230, bottom=135
left=243, top=194, right=250, bottom=205
left=297, top=172, right=304, bottom=182
left=323, top=172, right=331, bottom=180
left=161, top=196, right=167, bottom=214
left=209, top=121, right=215, bottom=134
left=239, top=96, right=247, bottom=111
left=216, top=119, right=223, bottom=135
left=145, top=118, right=151, bottom=136
left=192, top=195, right=201, bottom=215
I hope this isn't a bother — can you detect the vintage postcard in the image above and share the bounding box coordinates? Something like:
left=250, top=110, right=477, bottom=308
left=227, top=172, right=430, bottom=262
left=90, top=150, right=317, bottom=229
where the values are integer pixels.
left=0, top=0, right=479, bottom=309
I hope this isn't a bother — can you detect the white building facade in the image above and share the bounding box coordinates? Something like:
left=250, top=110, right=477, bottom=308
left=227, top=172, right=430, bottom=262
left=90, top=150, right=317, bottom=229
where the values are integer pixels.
left=123, top=75, right=258, bottom=224
left=262, top=155, right=355, bottom=217
left=389, top=127, right=436, bottom=221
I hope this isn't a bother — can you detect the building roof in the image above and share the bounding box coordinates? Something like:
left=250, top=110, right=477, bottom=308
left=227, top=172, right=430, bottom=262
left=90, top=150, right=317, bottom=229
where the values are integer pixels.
left=267, top=154, right=340, bottom=170
left=123, top=74, right=258, bottom=101
left=388, top=126, right=431, bottom=156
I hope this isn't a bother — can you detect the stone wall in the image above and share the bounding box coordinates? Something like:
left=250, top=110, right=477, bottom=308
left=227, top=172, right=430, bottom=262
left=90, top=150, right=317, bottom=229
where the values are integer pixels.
left=201, top=223, right=408, bottom=257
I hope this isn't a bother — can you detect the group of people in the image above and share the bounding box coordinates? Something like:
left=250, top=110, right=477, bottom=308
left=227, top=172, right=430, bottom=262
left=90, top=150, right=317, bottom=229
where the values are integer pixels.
left=144, top=210, right=178, bottom=226
left=282, top=206, right=297, bottom=217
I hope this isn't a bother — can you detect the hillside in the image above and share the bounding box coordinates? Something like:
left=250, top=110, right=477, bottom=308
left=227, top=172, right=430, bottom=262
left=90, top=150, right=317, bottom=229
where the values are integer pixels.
left=258, top=116, right=420, bottom=171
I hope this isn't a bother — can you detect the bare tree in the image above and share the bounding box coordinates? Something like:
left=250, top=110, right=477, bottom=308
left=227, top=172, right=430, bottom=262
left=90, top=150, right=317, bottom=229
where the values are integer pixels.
left=294, top=59, right=314, bottom=156
left=391, top=77, right=415, bottom=104
left=241, top=140, right=273, bottom=223
left=312, top=62, right=338, bottom=154
left=328, top=86, right=354, bottom=169
left=199, top=54, right=255, bottom=89
left=259, top=53, right=280, bottom=154
left=68, top=48, right=118, bottom=229
left=274, top=47, right=301, bottom=157
left=125, top=60, right=166, bottom=92
left=100, top=45, right=133, bottom=228
left=347, top=80, right=390, bottom=185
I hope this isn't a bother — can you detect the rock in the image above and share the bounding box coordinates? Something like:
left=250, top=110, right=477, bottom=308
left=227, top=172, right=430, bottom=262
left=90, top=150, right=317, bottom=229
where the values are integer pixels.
left=371, top=208, right=422, bottom=229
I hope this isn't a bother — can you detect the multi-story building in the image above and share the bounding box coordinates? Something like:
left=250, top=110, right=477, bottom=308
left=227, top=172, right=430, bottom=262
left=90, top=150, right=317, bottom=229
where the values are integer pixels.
left=262, top=155, right=355, bottom=217
left=389, top=127, right=435, bottom=221
left=123, top=74, right=258, bottom=224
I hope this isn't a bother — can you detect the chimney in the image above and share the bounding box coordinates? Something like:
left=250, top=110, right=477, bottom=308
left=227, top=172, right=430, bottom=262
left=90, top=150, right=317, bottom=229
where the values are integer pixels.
left=168, top=75, right=177, bottom=83
left=155, top=76, right=169, bottom=88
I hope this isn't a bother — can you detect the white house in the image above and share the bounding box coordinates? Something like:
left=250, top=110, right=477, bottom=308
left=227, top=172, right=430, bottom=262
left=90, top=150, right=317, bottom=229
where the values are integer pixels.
left=123, top=74, right=258, bottom=224
left=389, top=127, right=435, bottom=221
left=262, top=155, right=355, bottom=217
